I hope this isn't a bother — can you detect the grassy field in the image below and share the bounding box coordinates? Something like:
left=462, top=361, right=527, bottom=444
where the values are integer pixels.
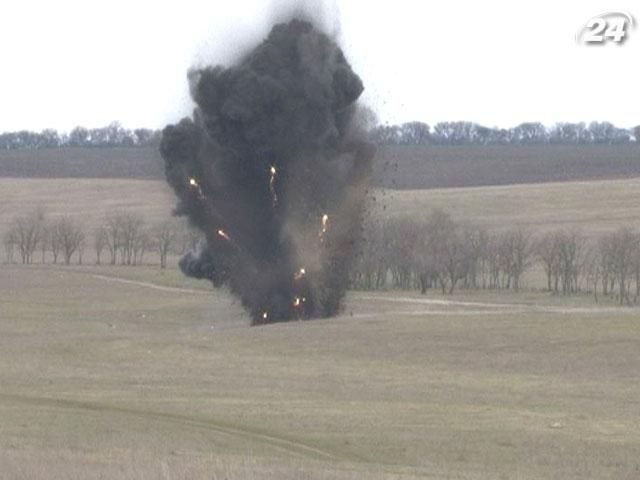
left=1, top=264, right=639, bottom=479
left=375, top=177, right=640, bottom=235
left=3, top=144, right=639, bottom=190
left=3, top=176, right=640, bottom=240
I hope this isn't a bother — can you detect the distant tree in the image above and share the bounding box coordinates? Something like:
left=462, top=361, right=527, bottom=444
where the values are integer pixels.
left=39, top=223, right=50, bottom=263
left=511, top=122, right=548, bottom=144
left=39, top=129, right=61, bottom=148
left=68, top=126, right=90, bottom=146
left=588, top=122, right=631, bottom=144
left=11, top=208, right=46, bottom=264
left=549, top=123, right=589, bottom=144
left=117, top=212, right=144, bottom=265
left=399, top=122, right=430, bottom=145
left=52, top=216, right=85, bottom=265
left=93, top=226, right=108, bottom=265
left=153, top=220, right=179, bottom=269
left=105, top=213, right=122, bottom=265
left=133, top=227, right=151, bottom=265
left=3, top=230, right=18, bottom=263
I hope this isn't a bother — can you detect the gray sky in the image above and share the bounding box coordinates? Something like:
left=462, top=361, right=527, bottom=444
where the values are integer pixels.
left=1, top=0, right=639, bottom=132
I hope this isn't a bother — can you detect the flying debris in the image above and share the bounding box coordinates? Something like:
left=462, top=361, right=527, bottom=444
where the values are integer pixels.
left=161, top=19, right=375, bottom=325
left=269, top=165, right=278, bottom=206
left=320, top=214, right=330, bottom=239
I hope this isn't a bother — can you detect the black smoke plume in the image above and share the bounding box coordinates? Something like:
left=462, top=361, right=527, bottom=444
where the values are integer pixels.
left=161, top=19, right=375, bottom=325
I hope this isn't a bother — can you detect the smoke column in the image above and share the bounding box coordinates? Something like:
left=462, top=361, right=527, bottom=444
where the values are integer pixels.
left=161, top=18, right=375, bottom=325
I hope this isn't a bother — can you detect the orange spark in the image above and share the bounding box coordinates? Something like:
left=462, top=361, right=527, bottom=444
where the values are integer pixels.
left=294, top=268, right=306, bottom=280
left=188, top=178, right=205, bottom=198
left=217, top=229, right=231, bottom=241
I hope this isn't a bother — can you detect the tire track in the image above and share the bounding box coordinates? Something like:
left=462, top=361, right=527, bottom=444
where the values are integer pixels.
left=0, top=392, right=342, bottom=462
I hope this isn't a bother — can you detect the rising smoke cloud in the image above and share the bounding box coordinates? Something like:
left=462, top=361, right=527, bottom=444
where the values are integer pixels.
left=160, top=17, right=375, bottom=325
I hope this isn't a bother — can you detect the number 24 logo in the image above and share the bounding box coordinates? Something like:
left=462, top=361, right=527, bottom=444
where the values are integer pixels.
left=577, top=11, right=635, bottom=45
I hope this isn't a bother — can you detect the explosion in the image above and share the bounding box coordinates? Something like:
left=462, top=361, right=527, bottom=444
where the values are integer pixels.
left=161, top=18, right=375, bottom=325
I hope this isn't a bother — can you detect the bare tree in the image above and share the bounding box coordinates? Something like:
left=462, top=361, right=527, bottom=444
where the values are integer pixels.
left=52, top=216, right=85, bottom=265
left=605, top=228, right=638, bottom=305
left=153, top=220, right=179, bottom=269
left=11, top=208, right=46, bottom=264
left=39, top=223, right=50, bottom=263
left=133, top=227, right=151, bottom=265
left=104, top=213, right=122, bottom=265
left=536, top=232, right=560, bottom=292
left=117, top=212, right=144, bottom=265
left=3, top=230, right=17, bottom=263
left=94, top=226, right=108, bottom=265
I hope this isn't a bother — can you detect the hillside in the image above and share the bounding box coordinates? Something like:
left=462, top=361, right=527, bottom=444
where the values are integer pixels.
left=3, top=177, right=640, bottom=238
left=374, top=144, right=640, bottom=188
left=0, top=147, right=164, bottom=179
left=1, top=144, right=639, bottom=188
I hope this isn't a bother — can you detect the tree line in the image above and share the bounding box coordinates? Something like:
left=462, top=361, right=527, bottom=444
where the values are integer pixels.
left=352, top=211, right=640, bottom=305
left=370, top=121, right=640, bottom=146
left=2, top=120, right=639, bottom=151
left=0, top=123, right=161, bottom=150
left=2, top=209, right=200, bottom=269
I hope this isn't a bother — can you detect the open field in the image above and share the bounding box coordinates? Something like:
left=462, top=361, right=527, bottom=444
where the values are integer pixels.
left=375, top=144, right=640, bottom=189
left=2, top=144, right=639, bottom=189
left=3, top=176, right=640, bottom=240
left=1, top=265, right=639, bottom=479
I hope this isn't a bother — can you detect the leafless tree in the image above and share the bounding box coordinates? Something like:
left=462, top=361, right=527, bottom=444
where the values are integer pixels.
left=536, top=232, right=560, bottom=292
left=118, top=213, right=144, bottom=265
left=153, top=220, right=179, bottom=269
left=11, top=208, right=46, bottom=264
left=497, top=229, right=533, bottom=291
left=104, top=213, right=122, bottom=265
left=94, top=226, right=108, bottom=265
left=603, top=228, right=638, bottom=305
left=133, top=227, right=151, bottom=265
left=39, top=223, right=50, bottom=263
left=385, top=217, right=417, bottom=290
left=3, top=230, right=17, bottom=263
left=52, top=216, right=85, bottom=265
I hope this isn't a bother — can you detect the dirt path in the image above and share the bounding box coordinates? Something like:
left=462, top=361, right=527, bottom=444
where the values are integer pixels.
left=91, top=273, right=209, bottom=295
left=352, top=293, right=625, bottom=316
left=85, top=271, right=626, bottom=317
left=0, top=392, right=341, bottom=462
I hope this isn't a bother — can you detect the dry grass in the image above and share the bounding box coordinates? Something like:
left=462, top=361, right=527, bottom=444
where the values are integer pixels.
left=3, top=176, right=640, bottom=241
left=375, top=177, right=640, bottom=235
left=1, top=265, right=639, bottom=479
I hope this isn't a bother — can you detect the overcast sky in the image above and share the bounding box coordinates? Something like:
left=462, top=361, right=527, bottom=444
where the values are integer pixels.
left=1, top=0, right=638, bottom=132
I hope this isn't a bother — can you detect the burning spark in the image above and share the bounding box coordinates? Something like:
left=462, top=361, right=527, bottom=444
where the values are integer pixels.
left=320, top=214, right=330, bottom=239
left=269, top=165, right=278, bottom=205
left=294, top=268, right=306, bottom=280
left=293, top=297, right=302, bottom=308
left=262, top=312, right=269, bottom=321
left=188, top=177, right=205, bottom=198
left=217, top=229, right=231, bottom=242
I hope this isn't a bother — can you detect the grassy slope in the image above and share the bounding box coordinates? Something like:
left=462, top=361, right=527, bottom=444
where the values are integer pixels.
left=1, top=265, right=639, bottom=479
left=375, top=144, right=640, bottom=189
left=2, top=144, right=639, bottom=189
left=377, top=177, right=640, bottom=235
left=0, top=178, right=176, bottom=236
left=3, top=176, right=640, bottom=239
